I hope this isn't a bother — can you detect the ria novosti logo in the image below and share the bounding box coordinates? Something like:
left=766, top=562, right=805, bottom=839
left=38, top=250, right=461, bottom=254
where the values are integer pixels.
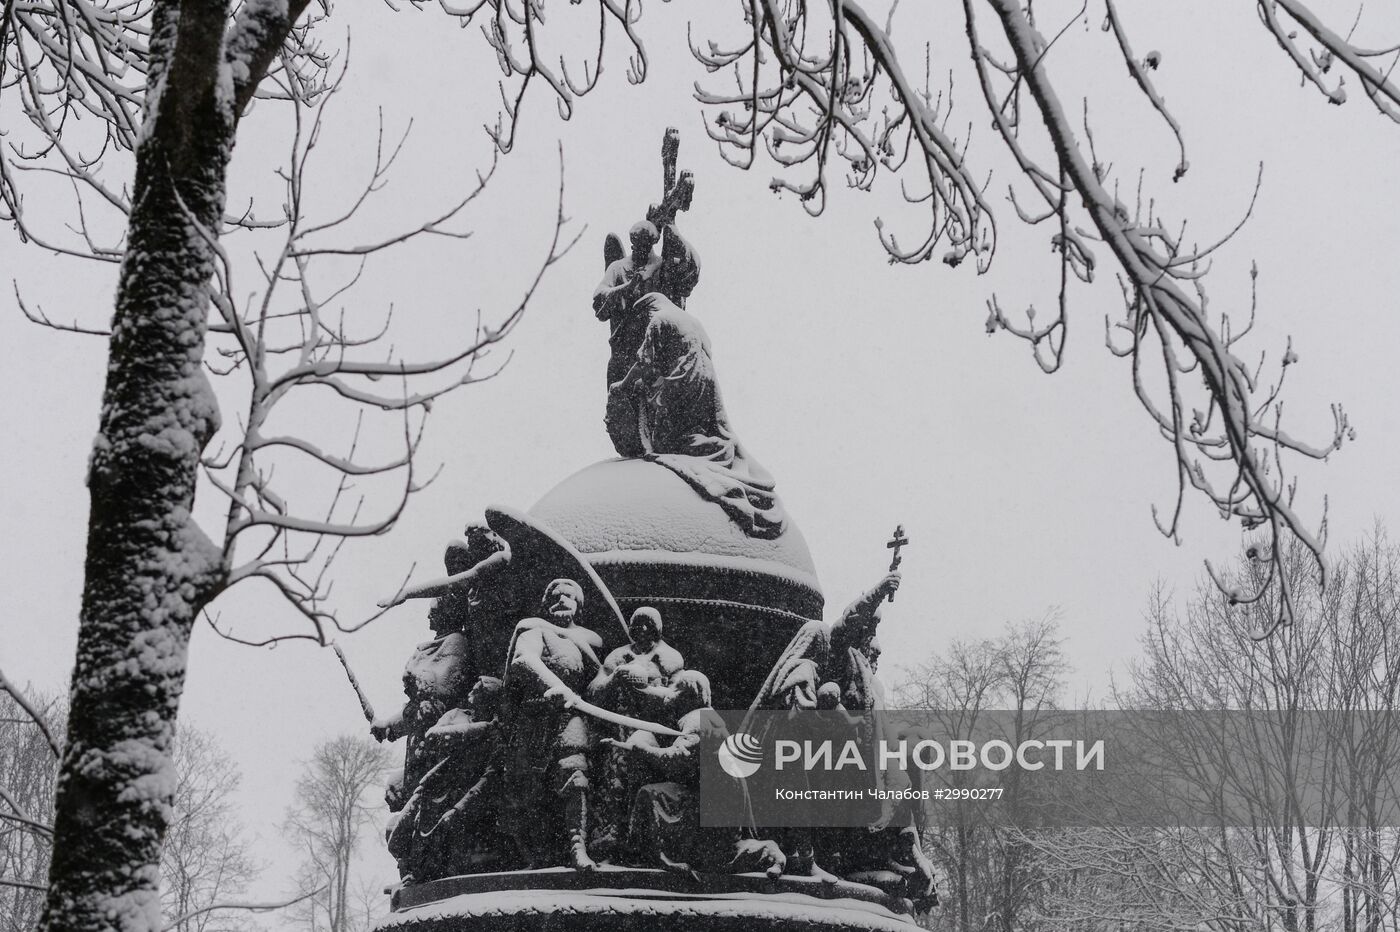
left=717, top=732, right=763, bottom=778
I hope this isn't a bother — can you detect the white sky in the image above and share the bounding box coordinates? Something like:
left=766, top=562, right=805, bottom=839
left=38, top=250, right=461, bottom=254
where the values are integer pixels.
left=2, top=0, right=1398, bottom=920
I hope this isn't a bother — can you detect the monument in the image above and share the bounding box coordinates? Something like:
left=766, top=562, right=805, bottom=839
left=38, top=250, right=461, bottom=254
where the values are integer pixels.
left=368, top=130, right=936, bottom=932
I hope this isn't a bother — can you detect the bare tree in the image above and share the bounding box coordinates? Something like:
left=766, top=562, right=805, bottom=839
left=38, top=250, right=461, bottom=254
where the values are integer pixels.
left=161, top=728, right=259, bottom=932
left=895, top=613, right=1069, bottom=932
left=0, top=1, right=630, bottom=927
left=1131, top=547, right=1342, bottom=932
left=684, top=0, right=1398, bottom=628
left=895, top=538, right=1400, bottom=932
left=0, top=690, right=277, bottom=932
left=1021, top=532, right=1400, bottom=932
left=284, top=736, right=391, bottom=932
left=5, top=0, right=1400, bottom=927
left=0, top=683, right=61, bottom=932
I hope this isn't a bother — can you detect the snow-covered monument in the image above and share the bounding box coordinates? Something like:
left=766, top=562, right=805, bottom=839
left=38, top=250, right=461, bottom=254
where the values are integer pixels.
left=370, top=131, right=934, bottom=932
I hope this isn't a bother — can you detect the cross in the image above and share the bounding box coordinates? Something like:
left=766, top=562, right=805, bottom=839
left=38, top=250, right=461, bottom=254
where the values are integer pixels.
left=886, top=525, right=909, bottom=603
left=648, top=130, right=694, bottom=232
left=662, top=127, right=679, bottom=197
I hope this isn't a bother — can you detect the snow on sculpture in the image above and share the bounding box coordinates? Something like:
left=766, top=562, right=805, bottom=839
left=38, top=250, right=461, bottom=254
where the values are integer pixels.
left=593, top=128, right=700, bottom=458
left=612, top=293, right=786, bottom=538
left=597, top=130, right=786, bottom=538
left=365, top=131, right=934, bottom=930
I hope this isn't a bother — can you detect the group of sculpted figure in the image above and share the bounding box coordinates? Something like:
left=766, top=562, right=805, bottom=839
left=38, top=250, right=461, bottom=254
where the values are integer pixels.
left=366, top=130, right=935, bottom=914
left=371, top=520, right=783, bottom=881
left=370, top=523, right=934, bottom=913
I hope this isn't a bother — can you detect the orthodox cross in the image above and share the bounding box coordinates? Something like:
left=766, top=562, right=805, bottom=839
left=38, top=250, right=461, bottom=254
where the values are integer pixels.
left=662, top=126, right=679, bottom=194
left=647, top=127, right=695, bottom=231
left=885, top=525, right=909, bottom=603
left=646, top=127, right=697, bottom=307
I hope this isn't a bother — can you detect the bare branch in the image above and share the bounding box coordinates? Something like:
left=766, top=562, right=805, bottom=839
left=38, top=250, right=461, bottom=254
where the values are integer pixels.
left=1104, top=0, right=1188, bottom=181
left=976, top=0, right=1350, bottom=627
left=0, top=669, right=61, bottom=759
left=160, top=884, right=326, bottom=931
left=1259, top=0, right=1400, bottom=122
left=0, top=877, right=48, bottom=892
left=14, top=282, right=112, bottom=336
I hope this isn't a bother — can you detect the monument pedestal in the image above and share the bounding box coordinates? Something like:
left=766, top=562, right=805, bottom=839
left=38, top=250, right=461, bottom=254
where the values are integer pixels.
left=381, top=868, right=916, bottom=931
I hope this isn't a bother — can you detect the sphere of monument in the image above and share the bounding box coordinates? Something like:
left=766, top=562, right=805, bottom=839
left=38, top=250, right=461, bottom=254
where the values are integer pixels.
left=529, top=457, right=824, bottom=709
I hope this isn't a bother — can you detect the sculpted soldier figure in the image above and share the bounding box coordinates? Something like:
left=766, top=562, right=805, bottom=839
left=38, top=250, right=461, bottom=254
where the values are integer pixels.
left=590, top=607, right=684, bottom=721
left=385, top=675, right=506, bottom=882
left=379, top=524, right=513, bottom=612
left=498, top=578, right=605, bottom=871
left=604, top=671, right=785, bottom=878
left=588, top=606, right=684, bottom=857
left=372, top=626, right=475, bottom=808
left=377, top=523, right=518, bottom=680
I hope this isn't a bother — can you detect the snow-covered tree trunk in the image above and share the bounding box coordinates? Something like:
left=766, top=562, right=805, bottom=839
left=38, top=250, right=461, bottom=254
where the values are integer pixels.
left=39, top=2, right=301, bottom=929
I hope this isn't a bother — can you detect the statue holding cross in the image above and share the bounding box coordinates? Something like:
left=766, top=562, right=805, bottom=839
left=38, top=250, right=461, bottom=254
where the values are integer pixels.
left=593, top=128, right=701, bottom=457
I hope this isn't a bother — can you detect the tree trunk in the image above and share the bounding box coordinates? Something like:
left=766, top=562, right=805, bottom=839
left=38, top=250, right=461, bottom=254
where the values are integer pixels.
left=39, top=2, right=234, bottom=929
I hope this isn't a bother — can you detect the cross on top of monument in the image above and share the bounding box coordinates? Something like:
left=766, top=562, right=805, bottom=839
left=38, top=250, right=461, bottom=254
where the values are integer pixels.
left=647, top=127, right=694, bottom=231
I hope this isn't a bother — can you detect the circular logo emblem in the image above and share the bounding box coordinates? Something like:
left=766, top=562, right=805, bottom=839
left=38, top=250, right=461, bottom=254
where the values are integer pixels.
left=717, top=731, right=763, bottom=779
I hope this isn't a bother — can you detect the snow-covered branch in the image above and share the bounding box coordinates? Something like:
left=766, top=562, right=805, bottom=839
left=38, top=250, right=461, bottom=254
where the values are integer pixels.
left=1258, top=0, right=1400, bottom=123
left=410, top=0, right=650, bottom=152
left=974, top=0, right=1349, bottom=629
left=160, top=883, right=326, bottom=931
left=692, top=0, right=995, bottom=269
left=687, top=0, right=1356, bottom=628
left=197, top=81, right=580, bottom=645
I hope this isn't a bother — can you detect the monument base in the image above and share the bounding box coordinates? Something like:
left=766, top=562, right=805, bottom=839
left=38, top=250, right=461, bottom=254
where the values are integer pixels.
left=379, top=867, right=918, bottom=932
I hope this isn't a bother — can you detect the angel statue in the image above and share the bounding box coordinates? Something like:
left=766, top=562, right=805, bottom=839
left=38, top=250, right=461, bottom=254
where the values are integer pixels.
left=594, top=128, right=700, bottom=457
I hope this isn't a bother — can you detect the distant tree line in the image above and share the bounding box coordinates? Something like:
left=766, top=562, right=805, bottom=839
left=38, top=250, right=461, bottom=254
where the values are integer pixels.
left=2, top=703, right=387, bottom=932
left=897, top=529, right=1400, bottom=932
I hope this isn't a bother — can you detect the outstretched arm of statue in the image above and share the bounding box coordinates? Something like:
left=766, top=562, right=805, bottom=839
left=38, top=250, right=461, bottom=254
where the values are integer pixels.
left=587, top=656, right=623, bottom=698
left=602, top=731, right=700, bottom=777
left=371, top=708, right=408, bottom=743
left=842, top=572, right=901, bottom=622
left=425, top=710, right=496, bottom=752
left=377, top=546, right=511, bottom=608
left=512, top=629, right=582, bottom=707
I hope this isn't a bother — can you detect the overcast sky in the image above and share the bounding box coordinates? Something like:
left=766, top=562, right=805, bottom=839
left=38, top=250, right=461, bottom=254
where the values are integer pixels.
left=3, top=0, right=1398, bottom=919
